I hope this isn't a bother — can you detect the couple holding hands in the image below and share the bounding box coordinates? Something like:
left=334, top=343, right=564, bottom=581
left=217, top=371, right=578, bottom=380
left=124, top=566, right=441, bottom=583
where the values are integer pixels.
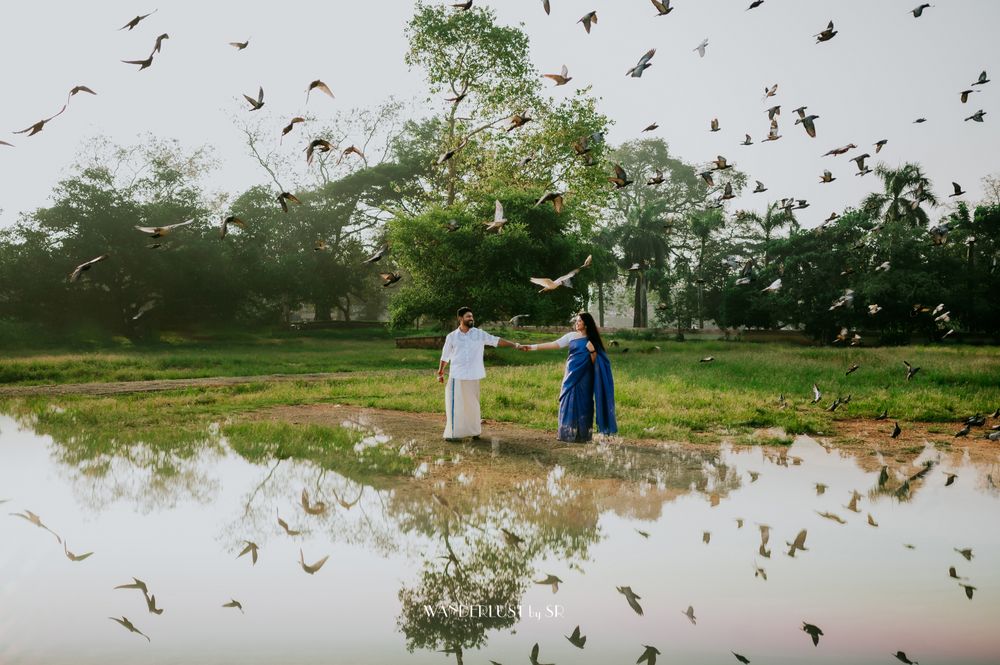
left=436, top=307, right=617, bottom=443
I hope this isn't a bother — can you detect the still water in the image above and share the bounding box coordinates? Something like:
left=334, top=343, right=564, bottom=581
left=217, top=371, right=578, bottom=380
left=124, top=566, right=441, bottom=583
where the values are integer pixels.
left=1, top=411, right=998, bottom=664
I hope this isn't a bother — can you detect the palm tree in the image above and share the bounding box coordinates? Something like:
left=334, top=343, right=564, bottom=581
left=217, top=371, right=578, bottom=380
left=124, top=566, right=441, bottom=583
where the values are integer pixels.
left=616, top=198, right=675, bottom=327
left=734, top=202, right=799, bottom=265
left=861, top=163, right=938, bottom=228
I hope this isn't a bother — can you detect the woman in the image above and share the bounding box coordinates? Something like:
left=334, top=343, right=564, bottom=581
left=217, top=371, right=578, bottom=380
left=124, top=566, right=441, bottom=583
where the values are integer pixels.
left=520, top=312, right=617, bottom=442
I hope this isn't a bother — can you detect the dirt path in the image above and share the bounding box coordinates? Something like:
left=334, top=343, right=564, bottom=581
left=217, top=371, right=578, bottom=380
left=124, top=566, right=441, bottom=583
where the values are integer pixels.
left=0, top=371, right=388, bottom=397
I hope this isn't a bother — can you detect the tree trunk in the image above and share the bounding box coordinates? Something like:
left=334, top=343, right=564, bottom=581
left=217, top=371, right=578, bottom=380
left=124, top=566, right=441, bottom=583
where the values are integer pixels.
left=314, top=299, right=332, bottom=322
left=632, top=273, right=643, bottom=328
left=597, top=282, right=605, bottom=327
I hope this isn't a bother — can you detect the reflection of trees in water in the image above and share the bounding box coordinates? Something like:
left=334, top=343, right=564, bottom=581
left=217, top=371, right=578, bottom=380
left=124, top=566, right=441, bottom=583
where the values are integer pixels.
left=394, top=444, right=737, bottom=662
left=28, top=411, right=227, bottom=513
left=397, top=518, right=529, bottom=665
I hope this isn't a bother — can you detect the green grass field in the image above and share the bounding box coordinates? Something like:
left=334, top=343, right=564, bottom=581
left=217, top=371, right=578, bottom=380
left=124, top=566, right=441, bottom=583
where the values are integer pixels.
left=2, top=329, right=998, bottom=447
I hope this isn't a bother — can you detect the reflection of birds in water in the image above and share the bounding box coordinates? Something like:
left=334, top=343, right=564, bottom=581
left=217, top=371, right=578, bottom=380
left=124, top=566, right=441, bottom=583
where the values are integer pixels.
left=753, top=562, right=767, bottom=581
left=63, top=542, right=93, bottom=561
left=786, top=529, right=808, bottom=557
left=9, top=510, right=62, bottom=543
left=802, top=621, right=823, bottom=646
left=501, top=528, right=524, bottom=549
left=299, top=549, right=329, bottom=575
left=535, top=574, right=562, bottom=593
left=814, top=483, right=827, bottom=495
left=681, top=605, right=697, bottom=625
left=277, top=509, right=302, bottom=536
left=301, top=489, right=328, bottom=515
left=114, top=577, right=149, bottom=594
left=845, top=490, right=862, bottom=513
left=238, top=541, right=259, bottom=565
left=944, top=472, right=958, bottom=486
left=109, top=616, right=150, bottom=642
left=749, top=471, right=760, bottom=482
left=566, top=625, right=587, bottom=648
left=702, top=531, right=711, bottom=544
left=222, top=599, right=244, bottom=614
left=143, top=591, right=163, bottom=615
left=637, top=645, right=661, bottom=665
left=867, top=514, right=879, bottom=527
left=333, top=486, right=363, bottom=510
left=529, top=642, right=553, bottom=665
left=817, top=511, right=846, bottom=524
left=617, top=585, right=644, bottom=615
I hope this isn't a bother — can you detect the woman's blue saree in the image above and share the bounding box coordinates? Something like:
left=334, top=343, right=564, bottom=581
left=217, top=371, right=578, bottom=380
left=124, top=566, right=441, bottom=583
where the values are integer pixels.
left=557, top=337, right=617, bottom=442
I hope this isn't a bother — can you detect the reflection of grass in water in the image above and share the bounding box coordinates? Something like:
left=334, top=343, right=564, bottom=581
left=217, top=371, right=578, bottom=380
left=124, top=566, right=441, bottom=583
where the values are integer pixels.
left=0, top=385, right=416, bottom=480
left=224, top=421, right=415, bottom=477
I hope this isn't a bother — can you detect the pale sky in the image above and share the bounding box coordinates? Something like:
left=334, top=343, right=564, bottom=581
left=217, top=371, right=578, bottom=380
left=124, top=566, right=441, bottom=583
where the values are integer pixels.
left=1, top=0, right=997, bottom=230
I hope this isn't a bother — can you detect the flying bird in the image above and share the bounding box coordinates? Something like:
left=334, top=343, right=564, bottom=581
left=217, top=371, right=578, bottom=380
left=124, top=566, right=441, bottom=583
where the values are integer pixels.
left=971, top=70, right=990, bottom=86
left=796, top=114, right=819, bottom=138
left=281, top=117, right=305, bottom=139
left=910, top=3, right=932, bottom=17
left=950, top=182, right=966, bottom=197
left=761, top=278, right=781, bottom=293
left=122, top=55, right=154, bottom=70
left=651, top=0, right=673, bottom=15
left=964, top=110, right=986, bottom=122
left=135, top=218, right=195, bottom=239
left=637, top=645, right=661, bottom=665
left=535, top=191, right=565, bottom=213
left=681, top=605, right=697, bottom=625
left=109, top=616, right=150, bottom=642
left=815, top=20, right=837, bottom=43
left=543, top=65, right=572, bottom=86
left=229, top=39, right=249, bottom=50
left=119, top=10, right=157, bottom=31
left=802, top=622, right=823, bottom=646
left=66, top=85, right=97, bottom=104
left=694, top=39, right=709, bottom=58
left=277, top=192, right=302, bottom=212
left=69, top=255, right=108, bottom=282
left=627, top=49, right=656, bottom=77
left=306, top=80, right=334, bottom=102
left=14, top=105, right=66, bottom=136
left=151, top=33, right=169, bottom=54
left=222, top=599, right=244, bottom=614
left=959, top=89, right=978, bottom=103
left=243, top=86, right=264, bottom=111
left=609, top=163, right=633, bottom=188
left=219, top=215, right=244, bottom=239
left=380, top=272, right=402, bottom=287
left=578, top=11, right=597, bottom=33
left=484, top=200, right=508, bottom=233
left=531, top=256, right=593, bottom=292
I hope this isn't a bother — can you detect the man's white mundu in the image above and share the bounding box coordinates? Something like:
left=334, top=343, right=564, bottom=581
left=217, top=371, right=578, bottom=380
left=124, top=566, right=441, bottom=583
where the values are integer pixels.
left=440, top=327, right=500, bottom=438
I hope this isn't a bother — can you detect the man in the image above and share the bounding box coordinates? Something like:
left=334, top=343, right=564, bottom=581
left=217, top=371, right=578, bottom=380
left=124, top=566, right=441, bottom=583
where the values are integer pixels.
left=437, top=307, right=520, bottom=441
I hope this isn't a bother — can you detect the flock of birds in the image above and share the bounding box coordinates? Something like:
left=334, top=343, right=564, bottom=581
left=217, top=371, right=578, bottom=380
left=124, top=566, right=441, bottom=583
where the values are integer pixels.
left=11, top=3, right=991, bottom=324
left=429, top=430, right=992, bottom=665
left=1, top=487, right=364, bottom=643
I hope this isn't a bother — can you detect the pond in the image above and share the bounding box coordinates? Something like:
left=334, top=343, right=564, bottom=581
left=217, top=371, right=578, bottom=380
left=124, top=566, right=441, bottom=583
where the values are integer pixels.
left=1, top=411, right=998, bottom=664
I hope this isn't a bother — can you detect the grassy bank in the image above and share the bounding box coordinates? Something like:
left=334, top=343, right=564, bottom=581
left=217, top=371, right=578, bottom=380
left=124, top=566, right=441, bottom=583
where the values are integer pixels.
left=2, top=333, right=998, bottom=444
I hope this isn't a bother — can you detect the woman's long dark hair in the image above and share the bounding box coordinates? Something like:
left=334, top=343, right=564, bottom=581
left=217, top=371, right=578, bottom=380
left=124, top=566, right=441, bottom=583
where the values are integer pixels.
left=577, top=312, right=605, bottom=353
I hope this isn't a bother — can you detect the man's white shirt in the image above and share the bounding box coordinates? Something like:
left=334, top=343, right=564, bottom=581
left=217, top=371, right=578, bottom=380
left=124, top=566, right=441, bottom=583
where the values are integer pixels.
left=441, top=327, right=500, bottom=380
